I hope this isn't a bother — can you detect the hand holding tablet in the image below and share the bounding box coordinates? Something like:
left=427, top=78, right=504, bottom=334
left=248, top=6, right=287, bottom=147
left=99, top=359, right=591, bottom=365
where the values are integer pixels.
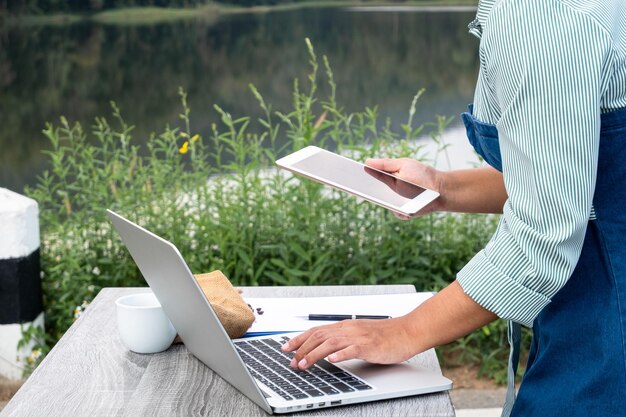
left=275, top=146, right=439, bottom=216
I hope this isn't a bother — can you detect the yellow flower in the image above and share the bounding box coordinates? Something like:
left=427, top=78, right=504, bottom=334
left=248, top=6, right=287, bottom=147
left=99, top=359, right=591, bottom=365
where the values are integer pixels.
left=179, top=141, right=189, bottom=154
left=179, top=131, right=189, bottom=138
left=191, top=134, right=200, bottom=142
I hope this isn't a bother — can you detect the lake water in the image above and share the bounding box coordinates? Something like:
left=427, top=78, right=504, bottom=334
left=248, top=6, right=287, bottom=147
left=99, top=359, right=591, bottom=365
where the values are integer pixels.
left=0, top=7, right=480, bottom=192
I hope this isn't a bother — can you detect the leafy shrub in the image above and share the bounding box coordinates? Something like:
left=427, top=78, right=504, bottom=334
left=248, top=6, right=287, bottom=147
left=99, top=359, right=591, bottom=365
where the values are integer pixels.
left=25, top=39, right=516, bottom=380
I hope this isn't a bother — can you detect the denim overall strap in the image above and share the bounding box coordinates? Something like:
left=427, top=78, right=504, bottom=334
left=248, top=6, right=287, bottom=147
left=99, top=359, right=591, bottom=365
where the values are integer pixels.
left=461, top=105, right=502, bottom=172
left=461, top=105, right=518, bottom=417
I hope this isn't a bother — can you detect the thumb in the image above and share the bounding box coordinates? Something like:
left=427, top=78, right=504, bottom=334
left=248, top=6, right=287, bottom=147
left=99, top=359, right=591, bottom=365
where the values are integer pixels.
left=365, top=158, right=403, bottom=173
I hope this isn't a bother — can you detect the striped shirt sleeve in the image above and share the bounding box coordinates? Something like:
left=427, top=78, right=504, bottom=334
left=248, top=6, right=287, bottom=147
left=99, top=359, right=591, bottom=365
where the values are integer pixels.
left=456, top=0, right=612, bottom=327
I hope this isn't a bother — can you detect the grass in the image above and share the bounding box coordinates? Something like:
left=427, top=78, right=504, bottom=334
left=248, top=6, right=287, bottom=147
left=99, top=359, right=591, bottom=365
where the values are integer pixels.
left=93, top=6, right=220, bottom=25
left=3, top=12, right=83, bottom=26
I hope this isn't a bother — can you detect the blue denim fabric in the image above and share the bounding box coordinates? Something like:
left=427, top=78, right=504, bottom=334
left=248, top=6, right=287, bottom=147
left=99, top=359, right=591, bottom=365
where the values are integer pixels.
left=461, top=105, right=626, bottom=416
left=461, top=104, right=502, bottom=172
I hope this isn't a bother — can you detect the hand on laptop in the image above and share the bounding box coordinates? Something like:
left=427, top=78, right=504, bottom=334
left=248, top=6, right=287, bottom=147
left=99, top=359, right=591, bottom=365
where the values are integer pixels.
left=282, top=281, right=498, bottom=370
left=281, top=316, right=417, bottom=370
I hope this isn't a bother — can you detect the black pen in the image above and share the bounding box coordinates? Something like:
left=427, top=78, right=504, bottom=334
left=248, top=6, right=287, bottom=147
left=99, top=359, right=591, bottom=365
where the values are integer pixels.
left=306, top=314, right=392, bottom=321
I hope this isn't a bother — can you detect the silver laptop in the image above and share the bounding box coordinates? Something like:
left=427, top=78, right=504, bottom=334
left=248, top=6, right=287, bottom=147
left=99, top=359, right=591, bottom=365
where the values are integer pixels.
left=107, top=209, right=452, bottom=414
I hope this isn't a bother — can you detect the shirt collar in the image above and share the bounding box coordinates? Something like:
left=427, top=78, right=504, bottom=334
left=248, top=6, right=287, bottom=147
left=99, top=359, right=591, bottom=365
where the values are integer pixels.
left=468, top=0, right=497, bottom=39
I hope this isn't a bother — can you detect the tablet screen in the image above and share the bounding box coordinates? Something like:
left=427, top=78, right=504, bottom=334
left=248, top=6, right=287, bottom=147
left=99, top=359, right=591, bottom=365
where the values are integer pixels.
left=290, top=151, right=427, bottom=208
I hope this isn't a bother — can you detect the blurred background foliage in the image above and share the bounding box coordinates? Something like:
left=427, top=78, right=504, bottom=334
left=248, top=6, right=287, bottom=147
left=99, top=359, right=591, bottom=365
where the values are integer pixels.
left=3, top=1, right=215, bottom=14
left=22, top=41, right=525, bottom=383
left=0, top=0, right=466, bottom=15
left=0, top=8, right=479, bottom=192
left=3, top=0, right=528, bottom=384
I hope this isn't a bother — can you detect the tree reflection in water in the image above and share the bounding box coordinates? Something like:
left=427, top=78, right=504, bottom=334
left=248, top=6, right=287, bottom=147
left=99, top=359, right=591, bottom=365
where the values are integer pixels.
left=0, top=8, right=479, bottom=191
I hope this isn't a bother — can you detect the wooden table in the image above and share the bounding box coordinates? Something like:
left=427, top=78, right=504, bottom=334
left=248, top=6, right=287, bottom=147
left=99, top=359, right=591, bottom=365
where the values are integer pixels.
left=1, top=286, right=454, bottom=417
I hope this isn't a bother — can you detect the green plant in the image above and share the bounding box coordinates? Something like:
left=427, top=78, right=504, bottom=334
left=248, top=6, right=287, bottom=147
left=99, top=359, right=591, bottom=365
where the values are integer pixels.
left=17, top=322, right=51, bottom=375
left=25, top=38, right=510, bottom=381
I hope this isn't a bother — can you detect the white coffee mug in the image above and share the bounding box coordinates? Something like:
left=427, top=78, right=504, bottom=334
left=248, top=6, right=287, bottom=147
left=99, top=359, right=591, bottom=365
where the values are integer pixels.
left=115, top=292, right=176, bottom=354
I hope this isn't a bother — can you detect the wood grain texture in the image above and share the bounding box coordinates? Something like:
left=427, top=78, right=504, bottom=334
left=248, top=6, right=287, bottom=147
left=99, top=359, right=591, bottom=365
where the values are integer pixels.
left=1, top=286, right=454, bottom=417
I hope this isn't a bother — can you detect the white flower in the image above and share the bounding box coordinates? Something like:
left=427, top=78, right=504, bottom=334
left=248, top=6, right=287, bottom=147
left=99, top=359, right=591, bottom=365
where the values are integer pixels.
left=32, top=349, right=42, bottom=359
left=74, top=302, right=89, bottom=319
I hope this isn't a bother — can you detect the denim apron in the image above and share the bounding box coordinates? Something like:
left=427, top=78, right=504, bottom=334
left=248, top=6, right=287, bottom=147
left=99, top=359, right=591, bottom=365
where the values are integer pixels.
left=461, top=105, right=626, bottom=416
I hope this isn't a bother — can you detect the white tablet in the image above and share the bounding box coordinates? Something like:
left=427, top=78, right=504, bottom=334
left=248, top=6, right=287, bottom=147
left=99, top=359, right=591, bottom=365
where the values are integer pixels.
left=276, top=146, right=439, bottom=216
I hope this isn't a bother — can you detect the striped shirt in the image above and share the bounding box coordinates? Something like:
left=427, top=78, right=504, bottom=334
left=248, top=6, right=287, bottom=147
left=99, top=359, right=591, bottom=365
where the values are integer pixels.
left=456, top=0, right=626, bottom=327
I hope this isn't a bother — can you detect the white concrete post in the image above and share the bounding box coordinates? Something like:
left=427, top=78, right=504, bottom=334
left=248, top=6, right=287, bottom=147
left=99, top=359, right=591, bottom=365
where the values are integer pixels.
left=0, top=188, right=44, bottom=380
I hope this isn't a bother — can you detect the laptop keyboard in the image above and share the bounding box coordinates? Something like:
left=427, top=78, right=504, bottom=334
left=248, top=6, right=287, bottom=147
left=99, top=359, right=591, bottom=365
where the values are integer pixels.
left=234, top=336, right=373, bottom=401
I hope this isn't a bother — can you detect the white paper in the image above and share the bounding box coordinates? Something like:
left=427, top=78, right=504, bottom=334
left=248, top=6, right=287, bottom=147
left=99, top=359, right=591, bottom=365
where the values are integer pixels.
left=242, top=292, right=433, bottom=335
